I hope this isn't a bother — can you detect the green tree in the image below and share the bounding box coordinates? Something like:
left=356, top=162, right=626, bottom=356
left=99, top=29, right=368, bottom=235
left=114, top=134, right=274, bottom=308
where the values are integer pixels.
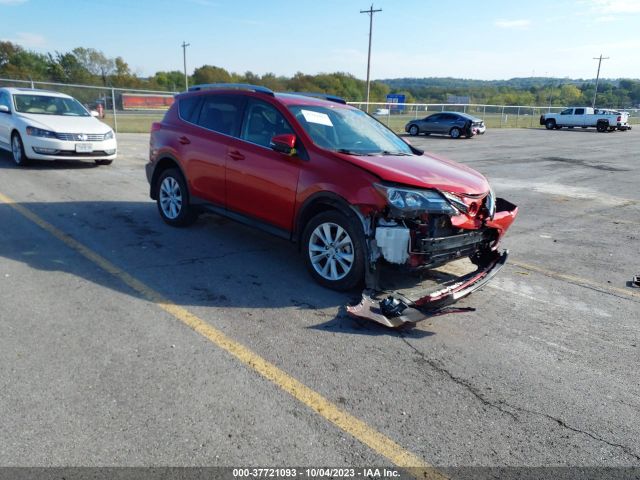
left=72, top=47, right=115, bottom=85
left=192, top=65, right=231, bottom=85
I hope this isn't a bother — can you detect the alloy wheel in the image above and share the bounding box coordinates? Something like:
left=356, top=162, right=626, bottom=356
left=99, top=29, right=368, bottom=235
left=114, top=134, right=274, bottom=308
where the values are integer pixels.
left=308, top=222, right=355, bottom=281
left=159, top=176, right=182, bottom=219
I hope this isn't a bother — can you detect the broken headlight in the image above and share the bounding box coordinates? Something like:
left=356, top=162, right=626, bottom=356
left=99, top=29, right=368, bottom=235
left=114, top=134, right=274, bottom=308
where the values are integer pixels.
left=374, top=184, right=458, bottom=215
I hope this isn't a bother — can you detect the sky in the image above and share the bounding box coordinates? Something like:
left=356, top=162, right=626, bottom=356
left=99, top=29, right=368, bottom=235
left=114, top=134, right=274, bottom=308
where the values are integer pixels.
left=2, top=0, right=640, bottom=80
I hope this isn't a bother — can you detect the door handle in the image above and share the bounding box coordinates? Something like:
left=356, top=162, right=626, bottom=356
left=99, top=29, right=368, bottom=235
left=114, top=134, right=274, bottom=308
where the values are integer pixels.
left=178, top=136, right=191, bottom=145
left=228, top=150, right=245, bottom=161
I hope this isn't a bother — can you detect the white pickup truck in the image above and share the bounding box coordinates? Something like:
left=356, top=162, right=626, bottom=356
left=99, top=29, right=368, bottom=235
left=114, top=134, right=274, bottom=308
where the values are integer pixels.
left=540, top=107, right=631, bottom=132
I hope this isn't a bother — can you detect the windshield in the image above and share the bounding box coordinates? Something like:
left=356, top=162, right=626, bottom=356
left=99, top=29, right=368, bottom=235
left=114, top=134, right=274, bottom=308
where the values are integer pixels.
left=13, top=94, right=90, bottom=117
left=288, top=105, right=413, bottom=156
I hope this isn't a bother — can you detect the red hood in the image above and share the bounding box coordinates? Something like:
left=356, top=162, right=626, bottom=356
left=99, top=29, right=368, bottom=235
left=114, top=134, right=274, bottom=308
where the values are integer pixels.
left=336, top=151, right=490, bottom=196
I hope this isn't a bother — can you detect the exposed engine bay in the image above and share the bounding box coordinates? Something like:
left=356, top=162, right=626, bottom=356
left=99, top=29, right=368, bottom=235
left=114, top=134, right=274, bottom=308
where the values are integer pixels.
left=348, top=188, right=518, bottom=328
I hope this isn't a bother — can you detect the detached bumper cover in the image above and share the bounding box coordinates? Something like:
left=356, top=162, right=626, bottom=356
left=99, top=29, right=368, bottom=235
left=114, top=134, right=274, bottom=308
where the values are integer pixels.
left=347, top=250, right=508, bottom=328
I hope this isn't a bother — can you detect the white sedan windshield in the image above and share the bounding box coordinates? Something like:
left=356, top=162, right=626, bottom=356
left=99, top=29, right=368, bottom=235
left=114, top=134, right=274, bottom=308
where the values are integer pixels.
left=289, top=105, right=413, bottom=156
left=13, top=94, right=90, bottom=117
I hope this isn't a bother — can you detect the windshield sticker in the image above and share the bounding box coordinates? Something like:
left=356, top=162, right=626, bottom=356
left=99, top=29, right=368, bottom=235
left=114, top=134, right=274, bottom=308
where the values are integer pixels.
left=301, top=109, right=333, bottom=127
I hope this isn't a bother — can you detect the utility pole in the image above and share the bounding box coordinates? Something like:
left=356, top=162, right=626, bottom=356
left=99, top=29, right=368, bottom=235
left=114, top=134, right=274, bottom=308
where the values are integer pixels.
left=360, top=4, right=382, bottom=112
left=181, top=41, right=190, bottom=91
left=592, top=54, right=609, bottom=108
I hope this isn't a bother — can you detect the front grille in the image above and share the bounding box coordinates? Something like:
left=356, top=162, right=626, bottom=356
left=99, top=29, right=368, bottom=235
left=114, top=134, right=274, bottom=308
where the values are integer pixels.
left=54, top=150, right=111, bottom=157
left=55, top=133, right=106, bottom=141
left=413, top=229, right=496, bottom=268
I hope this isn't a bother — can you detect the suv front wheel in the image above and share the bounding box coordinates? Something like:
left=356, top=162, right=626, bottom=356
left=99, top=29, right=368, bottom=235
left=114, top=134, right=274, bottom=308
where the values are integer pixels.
left=302, top=210, right=365, bottom=291
left=156, top=168, right=197, bottom=227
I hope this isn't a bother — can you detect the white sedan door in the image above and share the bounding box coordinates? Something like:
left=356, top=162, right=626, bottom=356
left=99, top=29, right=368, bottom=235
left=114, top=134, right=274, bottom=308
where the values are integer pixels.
left=0, top=91, right=12, bottom=148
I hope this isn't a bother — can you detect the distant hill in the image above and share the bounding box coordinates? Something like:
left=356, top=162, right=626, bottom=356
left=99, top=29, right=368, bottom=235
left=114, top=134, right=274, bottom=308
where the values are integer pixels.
left=378, top=77, right=630, bottom=90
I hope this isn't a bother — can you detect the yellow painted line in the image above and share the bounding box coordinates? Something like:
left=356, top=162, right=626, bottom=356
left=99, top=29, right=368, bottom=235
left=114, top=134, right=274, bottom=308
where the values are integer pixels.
left=0, top=191, right=445, bottom=480
left=509, top=260, right=640, bottom=300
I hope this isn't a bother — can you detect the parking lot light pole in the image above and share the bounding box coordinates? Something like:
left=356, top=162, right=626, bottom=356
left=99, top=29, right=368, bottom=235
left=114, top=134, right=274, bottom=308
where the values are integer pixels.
left=360, top=4, right=382, bottom=112
left=182, top=41, right=190, bottom=91
left=592, top=54, right=609, bottom=109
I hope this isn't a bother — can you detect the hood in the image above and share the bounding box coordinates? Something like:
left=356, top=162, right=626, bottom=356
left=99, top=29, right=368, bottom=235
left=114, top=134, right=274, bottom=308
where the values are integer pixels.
left=336, top=151, right=490, bottom=195
left=17, top=113, right=111, bottom=134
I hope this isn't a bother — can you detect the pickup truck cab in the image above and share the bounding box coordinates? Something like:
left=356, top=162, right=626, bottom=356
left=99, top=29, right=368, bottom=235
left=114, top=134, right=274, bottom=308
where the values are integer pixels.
left=540, top=107, right=631, bottom=132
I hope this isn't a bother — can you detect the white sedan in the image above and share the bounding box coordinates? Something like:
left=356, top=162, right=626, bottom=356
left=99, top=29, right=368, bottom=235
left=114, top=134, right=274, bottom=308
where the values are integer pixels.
left=0, top=87, right=117, bottom=166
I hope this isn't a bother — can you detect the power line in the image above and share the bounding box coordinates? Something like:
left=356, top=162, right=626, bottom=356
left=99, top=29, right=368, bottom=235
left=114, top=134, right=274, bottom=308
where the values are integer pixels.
left=360, top=4, right=382, bottom=111
left=182, top=41, right=191, bottom=91
left=592, top=54, right=609, bottom=108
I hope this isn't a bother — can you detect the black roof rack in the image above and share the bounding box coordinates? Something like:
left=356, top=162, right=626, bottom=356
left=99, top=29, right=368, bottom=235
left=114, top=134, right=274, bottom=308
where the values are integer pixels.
left=285, top=92, right=347, bottom=105
left=188, top=83, right=274, bottom=96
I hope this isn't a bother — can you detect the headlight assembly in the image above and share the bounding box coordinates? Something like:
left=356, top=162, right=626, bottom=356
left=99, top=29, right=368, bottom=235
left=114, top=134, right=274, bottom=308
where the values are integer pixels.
left=374, top=184, right=459, bottom=215
left=26, top=126, right=57, bottom=138
left=104, top=130, right=114, bottom=140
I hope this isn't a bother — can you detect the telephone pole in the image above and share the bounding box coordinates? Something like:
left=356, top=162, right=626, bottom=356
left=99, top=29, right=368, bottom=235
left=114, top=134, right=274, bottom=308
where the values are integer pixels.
left=360, top=4, right=382, bottom=111
left=592, top=54, right=609, bottom=108
left=182, top=41, right=191, bottom=91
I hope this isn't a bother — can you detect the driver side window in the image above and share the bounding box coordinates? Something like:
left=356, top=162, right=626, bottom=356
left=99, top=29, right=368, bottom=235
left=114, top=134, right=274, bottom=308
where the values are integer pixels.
left=560, top=108, right=573, bottom=115
left=241, top=99, right=293, bottom=148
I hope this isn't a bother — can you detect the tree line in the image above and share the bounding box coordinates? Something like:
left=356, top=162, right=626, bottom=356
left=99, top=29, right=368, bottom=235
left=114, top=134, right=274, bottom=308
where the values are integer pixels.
left=2, top=41, right=639, bottom=107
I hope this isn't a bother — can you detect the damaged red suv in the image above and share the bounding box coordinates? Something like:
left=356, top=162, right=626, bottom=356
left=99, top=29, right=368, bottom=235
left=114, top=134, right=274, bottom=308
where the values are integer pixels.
left=146, top=84, right=517, bottom=326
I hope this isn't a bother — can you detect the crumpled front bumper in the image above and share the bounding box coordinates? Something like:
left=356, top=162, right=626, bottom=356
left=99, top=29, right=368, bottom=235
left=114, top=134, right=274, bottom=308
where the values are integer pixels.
left=347, top=249, right=509, bottom=328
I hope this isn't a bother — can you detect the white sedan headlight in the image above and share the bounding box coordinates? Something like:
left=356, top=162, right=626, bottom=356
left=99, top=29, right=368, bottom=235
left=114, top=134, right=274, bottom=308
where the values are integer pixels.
left=26, top=126, right=57, bottom=139
left=104, top=130, right=114, bottom=140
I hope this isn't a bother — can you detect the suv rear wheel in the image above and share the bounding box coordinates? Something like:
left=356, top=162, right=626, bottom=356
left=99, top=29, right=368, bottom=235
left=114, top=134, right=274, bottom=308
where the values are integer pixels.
left=302, top=210, right=365, bottom=291
left=408, top=125, right=419, bottom=136
left=156, top=168, right=197, bottom=226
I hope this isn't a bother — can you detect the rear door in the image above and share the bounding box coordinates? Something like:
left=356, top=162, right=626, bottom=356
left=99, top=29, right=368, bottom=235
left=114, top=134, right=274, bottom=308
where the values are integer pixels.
left=439, top=113, right=459, bottom=134
left=573, top=107, right=586, bottom=126
left=225, top=98, right=302, bottom=233
left=182, top=94, right=246, bottom=206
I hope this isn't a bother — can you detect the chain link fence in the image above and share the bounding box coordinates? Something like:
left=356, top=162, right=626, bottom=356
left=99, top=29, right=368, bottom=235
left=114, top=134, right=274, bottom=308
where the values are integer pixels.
left=349, top=102, right=640, bottom=133
left=0, top=77, right=177, bottom=134
left=2, top=78, right=638, bottom=134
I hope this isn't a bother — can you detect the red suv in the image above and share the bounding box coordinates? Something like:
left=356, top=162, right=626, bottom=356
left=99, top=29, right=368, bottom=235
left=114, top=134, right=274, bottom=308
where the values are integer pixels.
left=146, top=84, right=517, bottom=325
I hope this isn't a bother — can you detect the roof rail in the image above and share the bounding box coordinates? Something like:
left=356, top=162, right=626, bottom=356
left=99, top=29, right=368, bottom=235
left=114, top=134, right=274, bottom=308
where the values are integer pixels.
left=286, top=92, right=347, bottom=105
left=188, top=83, right=274, bottom=96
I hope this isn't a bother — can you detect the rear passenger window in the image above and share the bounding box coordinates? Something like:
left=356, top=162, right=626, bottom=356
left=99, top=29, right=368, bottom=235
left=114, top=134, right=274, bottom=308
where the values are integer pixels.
left=196, top=95, right=245, bottom=136
left=178, top=96, right=202, bottom=123
left=574, top=108, right=585, bottom=115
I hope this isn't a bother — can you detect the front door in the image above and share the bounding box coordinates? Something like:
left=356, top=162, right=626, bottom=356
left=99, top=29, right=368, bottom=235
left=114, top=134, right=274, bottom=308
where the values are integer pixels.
left=225, top=98, right=301, bottom=233
left=0, top=91, right=12, bottom=148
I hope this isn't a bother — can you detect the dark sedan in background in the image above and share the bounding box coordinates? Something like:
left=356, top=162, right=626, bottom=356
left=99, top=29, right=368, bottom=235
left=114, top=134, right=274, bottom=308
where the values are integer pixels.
left=405, top=112, right=486, bottom=139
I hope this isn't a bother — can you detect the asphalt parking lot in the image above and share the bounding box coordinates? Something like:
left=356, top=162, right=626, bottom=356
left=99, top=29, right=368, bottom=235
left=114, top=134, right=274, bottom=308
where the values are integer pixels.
left=0, top=127, right=638, bottom=476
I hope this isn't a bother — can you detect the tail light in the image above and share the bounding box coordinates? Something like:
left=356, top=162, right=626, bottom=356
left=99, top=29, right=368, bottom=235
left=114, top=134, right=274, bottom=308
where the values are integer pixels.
left=617, top=116, right=621, bottom=122
left=150, top=122, right=162, bottom=132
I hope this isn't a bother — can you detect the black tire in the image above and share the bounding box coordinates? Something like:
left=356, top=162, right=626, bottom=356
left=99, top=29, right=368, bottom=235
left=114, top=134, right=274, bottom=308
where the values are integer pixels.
left=95, top=159, right=113, bottom=166
left=155, top=168, right=197, bottom=227
left=449, top=127, right=461, bottom=139
left=11, top=132, right=29, bottom=166
left=408, top=124, right=419, bottom=136
left=545, top=119, right=556, bottom=130
left=596, top=122, right=607, bottom=132
left=301, top=210, right=366, bottom=291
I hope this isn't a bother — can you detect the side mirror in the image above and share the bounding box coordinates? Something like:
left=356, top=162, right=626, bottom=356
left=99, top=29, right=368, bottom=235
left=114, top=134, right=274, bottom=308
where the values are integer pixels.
left=271, top=133, right=297, bottom=156
left=0, top=105, right=9, bottom=114
left=90, top=110, right=100, bottom=117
